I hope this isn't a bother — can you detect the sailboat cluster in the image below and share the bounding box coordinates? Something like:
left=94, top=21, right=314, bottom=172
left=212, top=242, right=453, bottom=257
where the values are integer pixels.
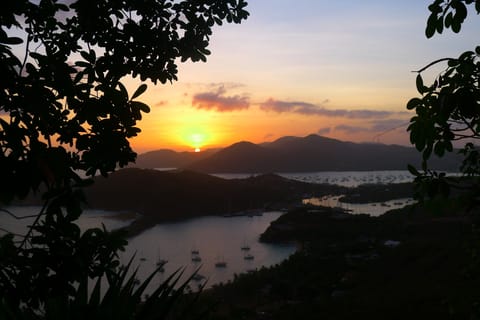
left=189, top=241, right=256, bottom=269
left=241, top=242, right=254, bottom=260
left=142, top=241, right=257, bottom=286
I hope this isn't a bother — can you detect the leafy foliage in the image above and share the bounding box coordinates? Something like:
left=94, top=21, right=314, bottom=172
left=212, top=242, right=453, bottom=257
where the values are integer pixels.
left=407, top=0, right=480, bottom=209
left=425, top=0, right=476, bottom=37
left=0, top=0, right=248, bottom=317
left=0, top=0, right=248, bottom=200
left=1, top=258, right=205, bottom=320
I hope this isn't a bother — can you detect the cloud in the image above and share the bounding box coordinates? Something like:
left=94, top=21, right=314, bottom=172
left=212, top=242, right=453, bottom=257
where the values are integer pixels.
left=206, top=82, right=246, bottom=90
left=259, top=98, right=398, bottom=119
left=259, top=98, right=318, bottom=114
left=264, top=133, right=275, bottom=140
left=335, top=124, right=369, bottom=134
left=334, top=118, right=409, bottom=134
left=317, top=127, right=331, bottom=135
left=155, top=100, right=168, bottom=107
left=370, top=118, right=409, bottom=132
left=192, top=85, right=250, bottom=112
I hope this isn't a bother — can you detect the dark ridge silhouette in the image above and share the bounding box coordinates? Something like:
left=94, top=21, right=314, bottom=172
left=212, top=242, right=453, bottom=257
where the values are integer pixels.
left=132, top=148, right=218, bottom=169
left=185, top=134, right=461, bottom=173
left=259, top=135, right=299, bottom=147
left=263, top=134, right=357, bottom=171
left=184, top=141, right=280, bottom=173
left=265, top=134, right=343, bottom=149
left=131, top=134, right=461, bottom=173
left=84, top=168, right=344, bottom=235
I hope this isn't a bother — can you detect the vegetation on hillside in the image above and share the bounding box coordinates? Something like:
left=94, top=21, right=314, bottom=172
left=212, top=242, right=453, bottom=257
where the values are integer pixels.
left=200, top=1, right=480, bottom=318
left=200, top=204, right=480, bottom=320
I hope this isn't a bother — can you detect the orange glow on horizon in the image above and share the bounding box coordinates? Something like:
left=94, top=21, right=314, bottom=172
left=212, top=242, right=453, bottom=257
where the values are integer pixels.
left=122, top=76, right=413, bottom=155
left=180, top=127, right=210, bottom=149
left=125, top=85, right=412, bottom=154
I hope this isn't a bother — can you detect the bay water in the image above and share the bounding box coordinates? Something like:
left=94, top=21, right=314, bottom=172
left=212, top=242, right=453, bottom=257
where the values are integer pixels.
left=0, top=170, right=417, bottom=289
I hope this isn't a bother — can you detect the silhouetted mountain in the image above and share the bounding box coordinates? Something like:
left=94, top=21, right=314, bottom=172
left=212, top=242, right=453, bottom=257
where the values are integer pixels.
left=184, top=141, right=280, bottom=173
left=84, top=168, right=343, bottom=234
left=132, top=148, right=218, bottom=168
left=186, top=134, right=461, bottom=173
left=132, top=134, right=462, bottom=173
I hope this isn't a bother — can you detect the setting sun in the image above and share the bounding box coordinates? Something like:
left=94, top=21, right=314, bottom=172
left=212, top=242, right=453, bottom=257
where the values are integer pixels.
left=179, top=126, right=212, bottom=150
left=191, top=133, right=205, bottom=145
left=124, top=0, right=480, bottom=155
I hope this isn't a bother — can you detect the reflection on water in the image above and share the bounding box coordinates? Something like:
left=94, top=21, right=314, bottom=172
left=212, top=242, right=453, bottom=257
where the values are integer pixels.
left=281, top=171, right=414, bottom=187
left=1, top=170, right=420, bottom=291
left=120, top=211, right=296, bottom=291
left=303, top=195, right=416, bottom=217
left=213, top=170, right=414, bottom=187
left=0, top=207, right=295, bottom=291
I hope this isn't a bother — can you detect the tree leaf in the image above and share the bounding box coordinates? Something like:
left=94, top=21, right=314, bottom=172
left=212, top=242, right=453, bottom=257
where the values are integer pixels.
left=445, top=12, right=453, bottom=28
left=426, top=14, right=437, bottom=38
left=3, top=36, right=23, bottom=45
left=456, top=2, right=468, bottom=22
left=407, top=164, right=420, bottom=176
left=434, top=141, right=445, bottom=157
left=131, top=84, right=147, bottom=100
left=416, top=74, right=427, bottom=94
left=407, top=98, right=422, bottom=110
left=80, top=50, right=90, bottom=62
left=451, top=19, right=461, bottom=33
left=131, top=101, right=150, bottom=113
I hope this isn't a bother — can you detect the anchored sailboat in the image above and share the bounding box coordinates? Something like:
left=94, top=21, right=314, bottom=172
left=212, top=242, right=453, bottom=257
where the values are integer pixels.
left=244, top=253, right=254, bottom=260
left=214, top=256, right=227, bottom=268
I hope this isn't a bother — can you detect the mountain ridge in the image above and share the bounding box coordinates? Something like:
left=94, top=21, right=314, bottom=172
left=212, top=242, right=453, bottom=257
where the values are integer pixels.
left=134, top=134, right=461, bottom=173
left=131, top=148, right=218, bottom=169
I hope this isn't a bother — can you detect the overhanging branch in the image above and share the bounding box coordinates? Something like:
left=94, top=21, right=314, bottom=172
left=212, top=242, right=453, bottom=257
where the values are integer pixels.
left=412, top=58, right=454, bottom=73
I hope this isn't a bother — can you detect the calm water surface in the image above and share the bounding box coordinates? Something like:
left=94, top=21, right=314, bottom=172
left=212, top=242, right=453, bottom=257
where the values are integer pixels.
left=213, top=170, right=414, bottom=187
left=0, top=207, right=295, bottom=290
left=1, top=171, right=421, bottom=290
left=213, top=171, right=417, bottom=217
left=120, top=211, right=296, bottom=290
left=303, top=196, right=415, bottom=217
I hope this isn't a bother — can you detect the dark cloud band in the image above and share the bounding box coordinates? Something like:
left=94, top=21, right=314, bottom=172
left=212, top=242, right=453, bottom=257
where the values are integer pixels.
left=259, top=98, right=402, bottom=119
left=192, top=85, right=250, bottom=112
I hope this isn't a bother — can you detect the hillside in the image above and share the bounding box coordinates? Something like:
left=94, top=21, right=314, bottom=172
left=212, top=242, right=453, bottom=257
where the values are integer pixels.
left=83, top=168, right=344, bottom=234
left=204, top=204, right=477, bottom=319
left=184, top=141, right=281, bottom=173
left=131, top=148, right=217, bottom=169
left=186, top=134, right=461, bottom=173
left=133, top=134, right=461, bottom=173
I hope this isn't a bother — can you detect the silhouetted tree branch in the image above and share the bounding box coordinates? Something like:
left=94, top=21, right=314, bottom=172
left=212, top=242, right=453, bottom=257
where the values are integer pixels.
left=0, top=0, right=248, bottom=317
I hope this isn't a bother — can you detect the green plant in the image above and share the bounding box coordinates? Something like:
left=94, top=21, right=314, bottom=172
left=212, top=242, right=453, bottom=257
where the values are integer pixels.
left=0, top=257, right=205, bottom=320
left=0, top=0, right=248, bottom=317
left=407, top=0, right=480, bottom=210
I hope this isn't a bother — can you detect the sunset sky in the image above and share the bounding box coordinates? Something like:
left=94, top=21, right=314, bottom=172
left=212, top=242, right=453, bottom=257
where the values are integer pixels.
left=123, top=1, right=480, bottom=153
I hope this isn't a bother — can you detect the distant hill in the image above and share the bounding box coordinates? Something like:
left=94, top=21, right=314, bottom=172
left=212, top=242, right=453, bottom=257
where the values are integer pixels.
left=134, top=134, right=462, bottom=173
left=132, top=148, right=218, bottom=169
left=84, top=168, right=343, bottom=234
left=186, top=134, right=461, bottom=173
left=184, top=141, right=280, bottom=173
